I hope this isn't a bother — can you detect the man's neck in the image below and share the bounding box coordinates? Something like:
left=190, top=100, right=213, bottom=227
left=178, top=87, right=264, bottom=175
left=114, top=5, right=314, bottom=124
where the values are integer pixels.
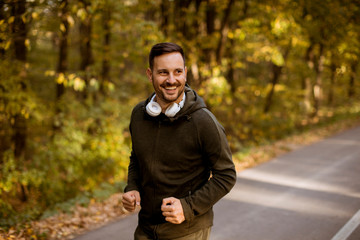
left=156, top=92, right=185, bottom=112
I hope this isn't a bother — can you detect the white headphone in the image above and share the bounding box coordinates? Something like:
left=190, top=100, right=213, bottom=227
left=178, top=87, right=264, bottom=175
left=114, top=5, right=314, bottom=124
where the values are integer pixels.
left=146, top=93, right=186, bottom=117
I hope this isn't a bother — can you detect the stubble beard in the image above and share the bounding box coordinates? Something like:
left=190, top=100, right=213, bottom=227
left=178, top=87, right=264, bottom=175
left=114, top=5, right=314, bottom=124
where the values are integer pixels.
left=153, top=80, right=185, bottom=104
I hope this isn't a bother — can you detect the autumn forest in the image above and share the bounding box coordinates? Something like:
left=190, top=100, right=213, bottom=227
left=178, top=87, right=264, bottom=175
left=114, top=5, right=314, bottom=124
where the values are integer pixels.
left=1, top=0, right=360, bottom=232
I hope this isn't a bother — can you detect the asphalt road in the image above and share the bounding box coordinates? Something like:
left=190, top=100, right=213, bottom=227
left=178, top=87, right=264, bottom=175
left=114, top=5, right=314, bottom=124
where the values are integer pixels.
left=74, top=125, right=360, bottom=240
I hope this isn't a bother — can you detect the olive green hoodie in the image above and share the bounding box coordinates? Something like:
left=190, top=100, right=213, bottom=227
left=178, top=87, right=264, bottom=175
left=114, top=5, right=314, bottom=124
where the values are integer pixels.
left=125, top=85, right=236, bottom=239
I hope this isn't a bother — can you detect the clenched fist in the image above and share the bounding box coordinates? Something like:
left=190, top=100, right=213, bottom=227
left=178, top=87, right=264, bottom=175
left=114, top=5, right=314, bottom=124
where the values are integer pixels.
left=161, top=197, right=185, bottom=224
left=122, top=190, right=141, bottom=212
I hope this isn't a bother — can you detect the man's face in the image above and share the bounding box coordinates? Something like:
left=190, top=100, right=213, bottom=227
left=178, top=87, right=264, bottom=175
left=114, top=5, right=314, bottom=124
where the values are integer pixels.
left=147, top=52, right=187, bottom=105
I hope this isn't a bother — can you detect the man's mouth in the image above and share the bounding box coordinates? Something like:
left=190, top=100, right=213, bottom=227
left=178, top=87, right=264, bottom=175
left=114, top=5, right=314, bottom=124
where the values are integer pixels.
left=165, top=86, right=177, bottom=90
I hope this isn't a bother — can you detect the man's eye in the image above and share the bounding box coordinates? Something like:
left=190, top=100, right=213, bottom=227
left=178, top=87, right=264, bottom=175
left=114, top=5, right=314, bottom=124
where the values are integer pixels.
left=159, top=71, right=168, bottom=75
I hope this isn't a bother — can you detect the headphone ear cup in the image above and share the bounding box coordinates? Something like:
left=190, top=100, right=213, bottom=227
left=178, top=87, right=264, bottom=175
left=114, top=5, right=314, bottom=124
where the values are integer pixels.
left=165, top=103, right=181, bottom=117
left=146, top=101, right=162, bottom=117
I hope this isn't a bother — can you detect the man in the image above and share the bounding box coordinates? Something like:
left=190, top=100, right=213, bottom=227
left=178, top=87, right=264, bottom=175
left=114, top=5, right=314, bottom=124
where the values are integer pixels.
left=122, top=42, right=236, bottom=240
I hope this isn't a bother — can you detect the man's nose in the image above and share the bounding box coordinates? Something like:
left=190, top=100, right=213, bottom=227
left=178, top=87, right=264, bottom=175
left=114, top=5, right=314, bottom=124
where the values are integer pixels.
left=167, top=73, right=176, bottom=84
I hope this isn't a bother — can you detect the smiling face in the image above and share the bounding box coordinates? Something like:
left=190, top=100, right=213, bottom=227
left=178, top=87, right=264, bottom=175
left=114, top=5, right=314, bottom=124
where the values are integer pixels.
left=146, top=52, right=187, bottom=110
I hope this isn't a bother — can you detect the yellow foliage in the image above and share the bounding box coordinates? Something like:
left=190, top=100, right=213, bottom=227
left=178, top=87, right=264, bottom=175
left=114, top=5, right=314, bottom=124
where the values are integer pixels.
left=73, top=77, right=85, bottom=91
left=56, top=73, right=66, bottom=84
left=67, top=16, right=75, bottom=27
left=90, top=78, right=99, bottom=90
left=234, top=61, right=244, bottom=68
left=21, top=15, right=27, bottom=24
left=45, top=70, right=55, bottom=77
left=60, top=23, right=66, bottom=33
left=25, top=39, right=31, bottom=50
left=77, top=8, right=87, bottom=21
left=68, top=73, right=76, bottom=80
left=8, top=16, right=14, bottom=24
left=271, top=49, right=284, bottom=66
left=32, top=12, right=39, bottom=20
left=4, top=40, right=11, bottom=50
left=234, top=28, right=246, bottom=41
left=274, top=84, right=287, bottom=92
left=271, top=16, right=290, bottom=36
left=21, top=109, right=30, bottom=119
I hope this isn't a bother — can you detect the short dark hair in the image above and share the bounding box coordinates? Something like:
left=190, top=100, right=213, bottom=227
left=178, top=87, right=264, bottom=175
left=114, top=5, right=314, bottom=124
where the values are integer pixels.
left=149, top=42, right=185, bottom=70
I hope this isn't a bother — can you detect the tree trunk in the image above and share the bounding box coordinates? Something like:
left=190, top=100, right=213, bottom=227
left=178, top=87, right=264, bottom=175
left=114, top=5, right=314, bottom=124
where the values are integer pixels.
left=206, top=0, right=216, bottom=35
left=57, top=0, right=69, bottom=99
left=174, top=0, right=191, bottom=38
left=348, top=61, right=357, bottom=98
left=263, top=41, right=291, bottom=113
left=303, top=43, right=314, bottom=114
left=79, top=9, right=93, bottom=71
left=79, top=0, right=93, bottom=99
left=100, top=4, right=111, bottom=95
left=263, top=64, right=282, bottom=113
left=144, top=0, right=157, bottom=21
left=12, top=1, right=27, bottom=63
left=160, top=0, right=170, bottom=36
left=0, top=1, right=6, bottom=57
left=312, top=43, right=324, bottom=116
left=11, top=0, right=28, bottom=202
left=204, top=0, right=216, bottom=64
left=187, top=0, right=203, bottom=88
left=225, top=38, right=236, bottom=94
left=52, top=0, right=69, bottom=133
left=223, top=0, right=248, bottom=94
left=192, top=0, right=203, bottom=36
left=327, top=58, right=336, bottom=106
left=215, top=0, right=235, bottom=64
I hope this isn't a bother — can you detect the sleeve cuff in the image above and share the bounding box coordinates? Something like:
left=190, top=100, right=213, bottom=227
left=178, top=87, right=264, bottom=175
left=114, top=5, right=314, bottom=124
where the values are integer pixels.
left=180, top=197, right=193, bottom=221
left=124, top=185, right=139, bottom=193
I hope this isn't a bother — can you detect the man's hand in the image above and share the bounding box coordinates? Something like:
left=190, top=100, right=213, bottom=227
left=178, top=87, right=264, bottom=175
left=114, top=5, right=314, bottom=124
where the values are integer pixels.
left=161, top=197, right=185, bottom=224
left=122, top=190, right=141, bottom=212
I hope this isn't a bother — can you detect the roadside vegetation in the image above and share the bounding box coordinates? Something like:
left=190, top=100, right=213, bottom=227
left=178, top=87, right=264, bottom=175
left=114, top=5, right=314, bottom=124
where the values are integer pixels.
left=1, top=0, right=359, bottom=239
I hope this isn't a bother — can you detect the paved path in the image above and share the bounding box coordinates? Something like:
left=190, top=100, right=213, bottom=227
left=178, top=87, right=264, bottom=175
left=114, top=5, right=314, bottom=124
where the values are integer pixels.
left=74, top=126, right=360, bottom=240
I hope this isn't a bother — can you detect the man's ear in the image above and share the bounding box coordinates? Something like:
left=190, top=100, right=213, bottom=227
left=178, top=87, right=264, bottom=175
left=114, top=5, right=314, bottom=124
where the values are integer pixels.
left=146, top=68, right=152, bottom=82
